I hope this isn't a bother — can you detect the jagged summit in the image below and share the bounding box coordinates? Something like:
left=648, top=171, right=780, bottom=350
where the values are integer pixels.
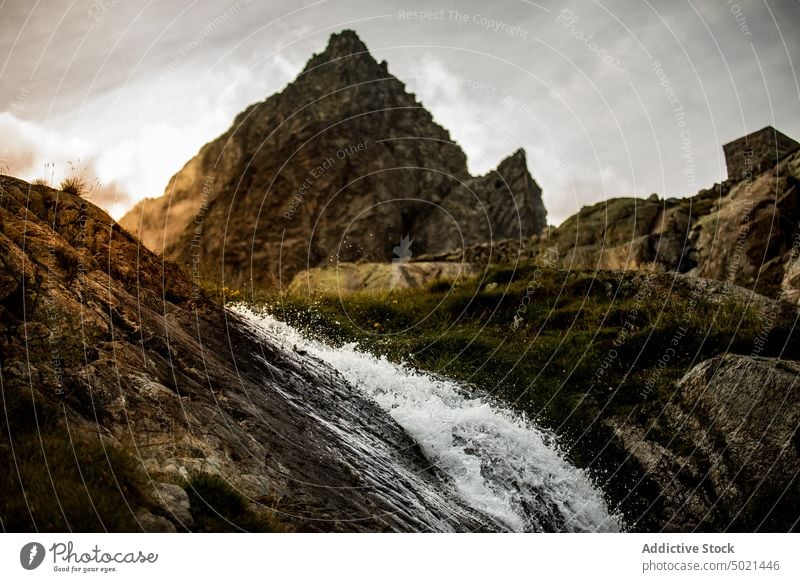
left=301, top=29, right=389, bottom=80
left=496, top=148, right=529, bottom=173
left=121, top=30, right=546, bottom=287
left=316, top=29, right=371, bottom=62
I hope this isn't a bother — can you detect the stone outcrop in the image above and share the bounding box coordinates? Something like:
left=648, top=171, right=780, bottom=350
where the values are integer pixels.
left=723, top=126, right=800, bottom=181
left=289, top=261, right=481, bottom=295
left=120, top=30, right=546, bottom=289
left=409, top=149, right=800, bottom=301
left=611, top=354, right=799, bottom=531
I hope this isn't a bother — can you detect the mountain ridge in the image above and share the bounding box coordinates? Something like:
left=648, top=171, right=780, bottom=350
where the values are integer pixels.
left=394, top=148, right=800, bottom=302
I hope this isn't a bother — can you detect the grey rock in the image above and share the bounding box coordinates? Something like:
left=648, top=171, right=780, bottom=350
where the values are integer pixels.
left=612, top=354, right=799, bottom=531
left=135, top=510, right=177, bottom=533
left=152, top=482, right=194, bottom=528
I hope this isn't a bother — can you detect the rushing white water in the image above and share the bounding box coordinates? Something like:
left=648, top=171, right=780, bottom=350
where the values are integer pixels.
left=231, top=305, right=622, bottom=532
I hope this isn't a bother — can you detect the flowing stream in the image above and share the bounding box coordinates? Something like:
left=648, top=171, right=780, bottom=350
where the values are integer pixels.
left=231, top=305, right=622, bottom=532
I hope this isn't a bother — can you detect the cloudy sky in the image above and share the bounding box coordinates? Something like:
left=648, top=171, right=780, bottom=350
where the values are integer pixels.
left=1, top=0, right=798, bottom=223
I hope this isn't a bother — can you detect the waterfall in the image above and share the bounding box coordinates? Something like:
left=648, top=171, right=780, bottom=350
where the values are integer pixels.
left=231, top=305, right=622, bottom=532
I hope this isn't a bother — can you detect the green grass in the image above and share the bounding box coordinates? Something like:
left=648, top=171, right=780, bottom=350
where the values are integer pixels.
left=254, top=267, right=794, bottom=424
left=0, top=384, right=148, bottom=532
left=184, top=472, right=285, bottom=532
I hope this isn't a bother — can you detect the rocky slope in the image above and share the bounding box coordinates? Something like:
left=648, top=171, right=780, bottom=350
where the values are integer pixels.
left=0, top=175, right=506, bottom=532
left=407, top=149, right=800, bottom=301
left=4, top=174, right=797, bottom=531
left=120, top=30, right=546, bottom=289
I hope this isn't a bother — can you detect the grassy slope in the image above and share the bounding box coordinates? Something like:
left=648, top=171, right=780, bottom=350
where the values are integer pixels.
left=0, top=385, right=148, bottom=531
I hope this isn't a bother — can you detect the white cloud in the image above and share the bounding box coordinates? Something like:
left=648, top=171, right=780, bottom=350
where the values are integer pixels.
left=0, top=112, right=94, bottom=176
left=0, top=51, right=305, bottom=219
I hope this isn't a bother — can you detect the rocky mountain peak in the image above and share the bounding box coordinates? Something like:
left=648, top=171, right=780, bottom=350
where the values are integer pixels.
left=320, top=29, right=370, bottom=61
left=120, top=30, right=547, bottom=287
left=301, top=29, right=387, bottom=80
left=495, top=148, right=532, bottom=183
left=499, top=147, right=527, bottom=167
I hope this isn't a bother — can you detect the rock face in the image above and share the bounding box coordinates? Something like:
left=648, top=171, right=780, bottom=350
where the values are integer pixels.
left=120, top=30, right=546, bottom=289
left=612, top=354, right=799, bottom=531
left=290, top=261, right=481, bottom=295
left=723, top=126, right=800, bottom=181
left=0, top=175, right=497, bottom=532
left=538, top=194, right=694, bottom=273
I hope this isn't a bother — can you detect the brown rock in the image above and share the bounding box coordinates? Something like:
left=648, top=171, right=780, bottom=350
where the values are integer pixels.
left=120, top=30, right=546, bottom=288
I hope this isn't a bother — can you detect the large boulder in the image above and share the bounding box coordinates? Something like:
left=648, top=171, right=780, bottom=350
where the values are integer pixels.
left=612, top=354, right=799, bottom=531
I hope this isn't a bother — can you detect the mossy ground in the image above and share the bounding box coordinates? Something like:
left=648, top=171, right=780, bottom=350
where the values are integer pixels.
left=0, top=384, right=148, bottom=532
left=184, top=473, right=285, bottom=532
